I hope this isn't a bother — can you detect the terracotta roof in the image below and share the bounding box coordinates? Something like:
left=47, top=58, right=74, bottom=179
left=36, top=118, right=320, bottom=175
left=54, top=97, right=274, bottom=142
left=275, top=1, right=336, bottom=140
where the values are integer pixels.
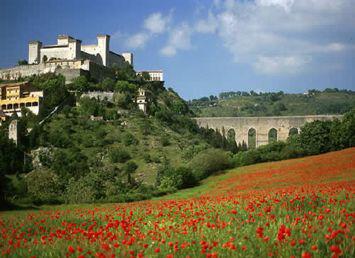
left=0, top=81, right=29, bottom=88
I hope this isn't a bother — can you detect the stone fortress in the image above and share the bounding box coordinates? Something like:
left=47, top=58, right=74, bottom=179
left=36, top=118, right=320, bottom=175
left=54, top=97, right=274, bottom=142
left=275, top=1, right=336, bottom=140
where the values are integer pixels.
left=0, top=34, right=134, bottom=83
left=0, top=34, right=165, bottom=116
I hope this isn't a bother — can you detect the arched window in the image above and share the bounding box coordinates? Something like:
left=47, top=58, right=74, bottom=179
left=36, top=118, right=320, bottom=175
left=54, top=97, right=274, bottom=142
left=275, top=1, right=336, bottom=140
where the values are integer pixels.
left=227, top=128, right=236, bottom=143
left=32, top=102, right=38, bottom=106
left=248, top=128, right=256, bottom=149
left=42, top=55, right=48, bottom=63
left=268, top=128, right=278, bottom=143
left=289, top=127, right=299, bottom=136
left=26, top=102, right=31, bottom=107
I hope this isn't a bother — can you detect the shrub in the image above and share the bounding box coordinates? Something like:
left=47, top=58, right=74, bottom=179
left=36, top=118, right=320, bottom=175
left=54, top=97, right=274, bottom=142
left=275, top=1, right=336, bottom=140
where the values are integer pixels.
left=25, top=168, right=61, bottom=204
left=65, top=177, right=96, bottom=204
left=160, top=135, right=170, bottom=146
left=122, top=133, right=138, bottom=146
left=109, top=148, right=131, bottom=163
left=189, top=149, right=231, bottom=180
left=124, top=161, right=138, bottom=174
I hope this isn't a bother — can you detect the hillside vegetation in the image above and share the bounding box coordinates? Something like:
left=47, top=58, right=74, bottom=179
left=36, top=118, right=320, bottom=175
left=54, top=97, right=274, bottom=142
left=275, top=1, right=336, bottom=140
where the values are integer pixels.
left=0, top=71, right=232, bottom=207
left=1, top=68, right=354, bottom=208
left=190, top=89, right=355, bottom=117
left=1, top=148, right=354, bottom=257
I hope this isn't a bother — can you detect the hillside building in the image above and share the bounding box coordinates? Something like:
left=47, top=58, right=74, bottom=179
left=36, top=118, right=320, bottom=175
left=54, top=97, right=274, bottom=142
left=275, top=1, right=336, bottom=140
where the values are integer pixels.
left=0, top=81, right=43, bottom=117
left=137, top=70, right=164, bottom=81
left=136, top=88, right=148, bottom=114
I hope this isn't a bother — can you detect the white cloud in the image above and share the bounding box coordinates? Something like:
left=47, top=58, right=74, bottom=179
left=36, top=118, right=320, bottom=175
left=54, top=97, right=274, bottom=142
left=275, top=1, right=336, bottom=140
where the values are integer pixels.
left=160, top=23, right=192, bottom=57
left=126, top=32, right=149, bottom=49
left=192, top=0, right=355, bottom=74
left=254, top=55, right=311, bottom=74
left=195, top=12, right=217, bottom=33
left=126, top=12, right=171, bottom=49
left=144, top=12, right=171, bottom=34
left=256, top=0, right=294, bottom=12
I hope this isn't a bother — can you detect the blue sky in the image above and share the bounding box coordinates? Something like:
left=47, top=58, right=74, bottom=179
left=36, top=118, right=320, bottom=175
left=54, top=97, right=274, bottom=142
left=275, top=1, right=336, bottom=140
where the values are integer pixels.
left=0, top=0, right=354, bottom=99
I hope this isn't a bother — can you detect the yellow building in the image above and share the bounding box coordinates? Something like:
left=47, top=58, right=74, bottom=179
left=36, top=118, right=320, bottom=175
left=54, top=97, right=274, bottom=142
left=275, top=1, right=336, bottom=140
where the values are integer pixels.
left=0, top=81, right=43, bottom=117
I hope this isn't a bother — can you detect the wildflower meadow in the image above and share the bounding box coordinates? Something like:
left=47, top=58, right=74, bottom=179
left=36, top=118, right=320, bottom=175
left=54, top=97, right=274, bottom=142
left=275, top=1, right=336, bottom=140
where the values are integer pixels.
left=1, top=148, right=354, bottom=257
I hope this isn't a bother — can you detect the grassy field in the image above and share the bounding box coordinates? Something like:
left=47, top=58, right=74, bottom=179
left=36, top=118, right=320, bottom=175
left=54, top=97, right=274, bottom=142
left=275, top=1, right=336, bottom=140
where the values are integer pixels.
left=1, top=148, right=354, bottom=257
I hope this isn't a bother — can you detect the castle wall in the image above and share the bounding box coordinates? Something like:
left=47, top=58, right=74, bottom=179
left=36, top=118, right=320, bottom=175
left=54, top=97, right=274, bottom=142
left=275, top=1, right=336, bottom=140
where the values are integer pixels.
left=0, top=60, right=87, bottom=81
left=41, top=46, right=73, bottom=62
left=108, top=52, right=125, bottom=67
left=121, top=53, right=133, bottom=66
left=194, top=115, right=343, bottom=148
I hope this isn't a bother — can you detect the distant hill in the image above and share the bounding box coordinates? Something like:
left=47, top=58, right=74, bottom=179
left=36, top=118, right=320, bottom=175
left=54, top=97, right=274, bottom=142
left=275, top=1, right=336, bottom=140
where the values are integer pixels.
left=189, top=88, right=355, bottom=117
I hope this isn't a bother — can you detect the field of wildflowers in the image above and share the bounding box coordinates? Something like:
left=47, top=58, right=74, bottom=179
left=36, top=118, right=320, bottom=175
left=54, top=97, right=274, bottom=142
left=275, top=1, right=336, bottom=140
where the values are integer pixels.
left=1, top=148, right=354, bottom=257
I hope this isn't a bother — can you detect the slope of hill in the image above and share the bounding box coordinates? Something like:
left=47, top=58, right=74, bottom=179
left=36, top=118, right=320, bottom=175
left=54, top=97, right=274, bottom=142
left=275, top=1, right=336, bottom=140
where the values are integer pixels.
left=190, top=89, right=355, bottom=117
left=1, top=73, right=232, bottom=206
left=1, top=148, right=354, bottom=257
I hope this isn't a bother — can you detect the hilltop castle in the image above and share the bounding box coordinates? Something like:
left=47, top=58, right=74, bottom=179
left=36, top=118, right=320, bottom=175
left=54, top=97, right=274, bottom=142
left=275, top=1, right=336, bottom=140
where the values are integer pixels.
left=0, top=34, right=133, bottom=83
left=0, top=33, right=165, bottom=119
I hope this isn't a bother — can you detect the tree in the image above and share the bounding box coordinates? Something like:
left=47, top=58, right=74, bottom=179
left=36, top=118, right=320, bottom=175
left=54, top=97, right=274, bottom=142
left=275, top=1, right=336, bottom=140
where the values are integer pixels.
left=101, top=77, right=115, bottom=91
left=30, top=73, right=69, bottom=117
left=17, top=60, right=28, bottom=65
left=26, top=168, right=61, bottom=204
left=330, top=109, right=355, bottom=149
left=141, top=72, right=151, bottom=81
left=123, top=161, right=138, bottom=186
left=298, top=121, right=333, bottom=155
left=71, top=76, right=89, bottom=92
left=113, top=62, right=136, bottom=81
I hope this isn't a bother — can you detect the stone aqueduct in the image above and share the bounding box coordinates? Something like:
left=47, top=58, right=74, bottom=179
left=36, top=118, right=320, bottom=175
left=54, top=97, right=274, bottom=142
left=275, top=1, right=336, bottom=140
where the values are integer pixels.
left=194, top=115, right=342, bottom=148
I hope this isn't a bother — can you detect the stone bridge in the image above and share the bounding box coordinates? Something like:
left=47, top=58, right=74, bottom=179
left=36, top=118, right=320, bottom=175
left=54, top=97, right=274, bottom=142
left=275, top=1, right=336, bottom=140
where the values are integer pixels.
left=194, top=115, right=342, bottom=148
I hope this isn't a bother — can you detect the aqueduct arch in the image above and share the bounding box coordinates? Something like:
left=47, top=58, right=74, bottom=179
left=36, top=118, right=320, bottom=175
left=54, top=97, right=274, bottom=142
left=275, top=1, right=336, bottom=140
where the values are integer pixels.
left=194, top=115, right=342, bottom=148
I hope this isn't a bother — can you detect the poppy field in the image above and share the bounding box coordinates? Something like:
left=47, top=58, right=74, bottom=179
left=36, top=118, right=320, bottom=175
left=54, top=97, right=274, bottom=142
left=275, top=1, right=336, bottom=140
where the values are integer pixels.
left=1, top=148, right=354, bottom=257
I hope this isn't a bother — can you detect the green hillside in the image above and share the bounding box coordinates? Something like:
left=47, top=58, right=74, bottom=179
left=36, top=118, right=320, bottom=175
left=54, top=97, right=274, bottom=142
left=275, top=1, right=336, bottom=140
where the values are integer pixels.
left=1, top=71, right=232, bottom=207
left=190, top=89, right=355, bottom=117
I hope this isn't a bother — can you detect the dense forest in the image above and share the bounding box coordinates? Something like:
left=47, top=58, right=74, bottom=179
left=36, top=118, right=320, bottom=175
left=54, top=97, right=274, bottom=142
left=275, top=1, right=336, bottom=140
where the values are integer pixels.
left=189, top=89, right=355, bottom=117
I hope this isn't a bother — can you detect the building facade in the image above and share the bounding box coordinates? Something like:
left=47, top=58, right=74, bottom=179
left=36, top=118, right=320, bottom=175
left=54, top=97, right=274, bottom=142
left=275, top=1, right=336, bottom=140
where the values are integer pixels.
left=137, top=70, right=164, bottom=81
left=0, top=81, right=43, bottom=117
left=136, top=88, right=148, bottom=114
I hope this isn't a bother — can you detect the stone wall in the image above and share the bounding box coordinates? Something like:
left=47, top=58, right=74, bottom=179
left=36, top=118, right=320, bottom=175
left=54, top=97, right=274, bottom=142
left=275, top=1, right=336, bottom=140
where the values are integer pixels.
left=194, top=115, right=343, bottom=147
left=0, top=59, right=112, bottom=83
left=81, top=91, right=114, bottom=102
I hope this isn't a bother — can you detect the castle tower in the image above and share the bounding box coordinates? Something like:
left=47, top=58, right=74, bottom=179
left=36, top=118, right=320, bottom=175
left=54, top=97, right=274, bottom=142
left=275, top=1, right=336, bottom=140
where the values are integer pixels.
left=121, top=52, right=134, bottom=67
left=28, top=41, right=42, bottom=64
left=97, top=34, right=110, bottom=66
left=9, top=119, right=18, bottom=145
left=57, top=35, right=73, bottom=45
left=68, top=39, right=81, bottom=60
